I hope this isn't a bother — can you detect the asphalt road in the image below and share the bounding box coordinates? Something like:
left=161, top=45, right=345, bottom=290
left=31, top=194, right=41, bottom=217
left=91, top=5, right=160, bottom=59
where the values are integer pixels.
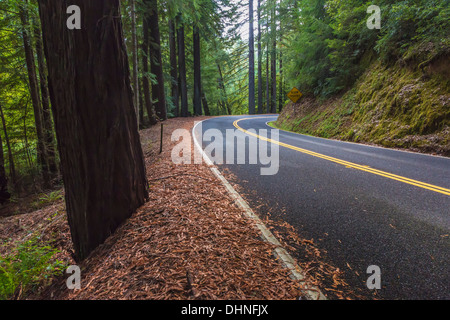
left=194, top=115, right=450, bottom=300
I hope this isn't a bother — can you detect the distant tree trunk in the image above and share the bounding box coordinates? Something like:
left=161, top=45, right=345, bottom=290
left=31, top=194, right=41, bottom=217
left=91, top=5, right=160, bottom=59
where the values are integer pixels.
left=0, top=102, right=16, bottom=186
left=278, top=10, right=283, bottom=113
left=257, top=0, right=263, bottom=114
left=177, top=16, right=188, bottom=117
left=19, top=3, right=50, bottom=188
left=33, top=19, right=58, bottom=177
left=139, top=77, right=145, bottom=127
left=270, top=2, right=277, bottom=114
left=193, top=26, right=202, bottom=116
left=0, top=125, right=10, bottom=204
left=169, top=19, right=179, bottom=117
left=217, top=64, right=231, bottom=115
left=266, top=22, right=270, bottom=114
left=0, top=102, right=13, bottom=203
left=131, top=0, right=140, bottom=126
left=279, top=49, right=283, bottom=112
left=147, top=0, right=167, bottom=121
left=142, top=17, right=158, bottom=125
left=248, top=0, right=256, bottom=115
left=37, top=0, right=149, bottom=261
left=201, top=92, right=211, bottom=116
left=23, top=103, right=33, bottom=169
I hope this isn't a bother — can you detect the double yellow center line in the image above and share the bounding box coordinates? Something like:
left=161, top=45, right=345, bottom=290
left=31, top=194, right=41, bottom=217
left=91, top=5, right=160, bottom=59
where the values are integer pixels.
left=234, top=118, right=450, bottom=196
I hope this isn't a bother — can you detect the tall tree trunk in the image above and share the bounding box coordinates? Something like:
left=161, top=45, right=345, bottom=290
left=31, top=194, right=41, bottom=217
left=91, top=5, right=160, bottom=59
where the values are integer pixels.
left=142, top=17, right=158, bottom=125
left=37, top=0, right=149, bottom=261
left=279, top=49, right=283, bottom=112
left=266, top=21, right=270, bottom=114
left=0, top=123, right=10, bottom=205
left=0, top=102, right=13, bottom=203
left=217, top=64, right=231, bottom=115
left=270, top=1, right=277, bottom=114
left=19, top=3, right=50, bottom=188
left=137, top=26, right=146, bottom=128
left=147, top=0, right=167, bottom=121
left=201, top=92, right=211, bottom=116
left=193, top=26, right=202, bottom=116
left=131, top=0, right=140, bottom=126
left=278, top=6, right=283, bottom=113
left=139, top=76, right=145, bottom=127
left=0, top=102, right=16, bottom=186
left=257, top=0, right=263, bottom=114
left=177, top=16, right=188, bottom=118
left=23, top=103, right=33, bottom=169
left=33, top=19, right=58, bottom=176
left=169, top=19, right=179, bottom=117
left=248, top=0, right=256, bottom=115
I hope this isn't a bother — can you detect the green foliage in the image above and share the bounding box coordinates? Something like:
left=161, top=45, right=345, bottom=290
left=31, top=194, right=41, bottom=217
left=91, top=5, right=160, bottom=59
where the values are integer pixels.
left=283, top=0, right=450, bottom=98
left=121, top=0, right=249, bottom=117
left=276, top=61, right=450, bottom=155
left=31, top=190, right=63, bottom=210
left=375, top=0, right=450, bottom=63
left=0, top=235, right=66, bottom=300
left=0, top=0, right=44, bottom=189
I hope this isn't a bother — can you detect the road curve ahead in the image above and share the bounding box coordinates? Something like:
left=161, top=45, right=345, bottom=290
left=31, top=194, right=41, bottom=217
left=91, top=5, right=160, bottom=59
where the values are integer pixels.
left=194, top=115, right=450, bottom=300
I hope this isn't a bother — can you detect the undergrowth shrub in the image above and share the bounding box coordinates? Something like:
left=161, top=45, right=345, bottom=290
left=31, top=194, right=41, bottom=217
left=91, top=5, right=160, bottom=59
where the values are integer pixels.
left=0, top=235, right=66, bottom=300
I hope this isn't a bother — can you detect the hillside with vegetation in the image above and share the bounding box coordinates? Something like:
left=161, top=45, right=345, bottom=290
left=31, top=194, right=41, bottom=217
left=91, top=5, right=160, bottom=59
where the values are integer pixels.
left=275, top=0, right=449, bottom=156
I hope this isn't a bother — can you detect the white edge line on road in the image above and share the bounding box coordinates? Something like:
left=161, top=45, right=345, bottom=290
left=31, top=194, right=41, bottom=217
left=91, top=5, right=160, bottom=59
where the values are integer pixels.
left=192, top=119, right=327, bottom=301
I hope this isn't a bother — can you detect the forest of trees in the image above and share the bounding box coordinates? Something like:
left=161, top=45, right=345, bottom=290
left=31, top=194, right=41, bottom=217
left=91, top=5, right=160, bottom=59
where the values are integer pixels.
left=3, top=0, right=447, bottom=196
left=0, top=0, right=448, bottom=257
left=0, top=0, right=286, bottom=198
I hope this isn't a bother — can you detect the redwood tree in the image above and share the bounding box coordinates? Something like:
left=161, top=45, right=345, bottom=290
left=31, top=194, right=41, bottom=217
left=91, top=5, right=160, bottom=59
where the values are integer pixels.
left=193, top=26, right=202, bottom=116
left=130, top=0, right=140, bottom=126
left=168, top=19, right=179, bottom=117
left=257, top=0, right=263, bottom=114
left=248, top=0, right=256, bottom=115
left=142, top=17, right=158, bottom=125
left=0, top=102, right=11, bottom=205
left=37, top=0, right=149, bottom=261
left=147, top=0, right=167, bottom=121
left=177, top=15, right=188, bottom=118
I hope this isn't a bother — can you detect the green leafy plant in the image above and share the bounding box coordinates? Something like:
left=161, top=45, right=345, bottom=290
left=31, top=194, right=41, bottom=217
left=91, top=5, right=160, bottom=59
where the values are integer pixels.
left=0, top=235, right=66, bottom=300
left=32, top=190, right=63, bottom=210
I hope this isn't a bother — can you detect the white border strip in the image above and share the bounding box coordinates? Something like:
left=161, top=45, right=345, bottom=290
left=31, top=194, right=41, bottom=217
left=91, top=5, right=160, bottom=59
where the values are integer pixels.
left=192, top=119, right=327, bottom=300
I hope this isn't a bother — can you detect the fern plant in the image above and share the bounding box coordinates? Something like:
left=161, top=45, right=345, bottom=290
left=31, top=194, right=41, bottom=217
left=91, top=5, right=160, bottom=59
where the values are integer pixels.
left=0, top=235, right=66, bottom=300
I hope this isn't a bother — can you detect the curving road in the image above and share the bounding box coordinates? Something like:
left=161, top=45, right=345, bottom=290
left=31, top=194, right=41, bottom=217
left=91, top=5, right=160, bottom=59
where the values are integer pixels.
left=193, top=115, right=450, bottom=300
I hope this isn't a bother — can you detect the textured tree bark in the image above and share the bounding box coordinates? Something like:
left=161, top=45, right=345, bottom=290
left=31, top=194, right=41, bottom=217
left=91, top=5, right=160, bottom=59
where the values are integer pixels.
left=19, top=4, right=50, bottom=188
left=177, top=16, right=189, bottom=118
left=193, top=26, right=202, bottom=116
left=169, top=19, right=179, bottom=117
left=248, top=0, right=256, bottom=115
left=147, top=0, right=167, bottom=121
left=37, top=0, right=149, bottom=261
